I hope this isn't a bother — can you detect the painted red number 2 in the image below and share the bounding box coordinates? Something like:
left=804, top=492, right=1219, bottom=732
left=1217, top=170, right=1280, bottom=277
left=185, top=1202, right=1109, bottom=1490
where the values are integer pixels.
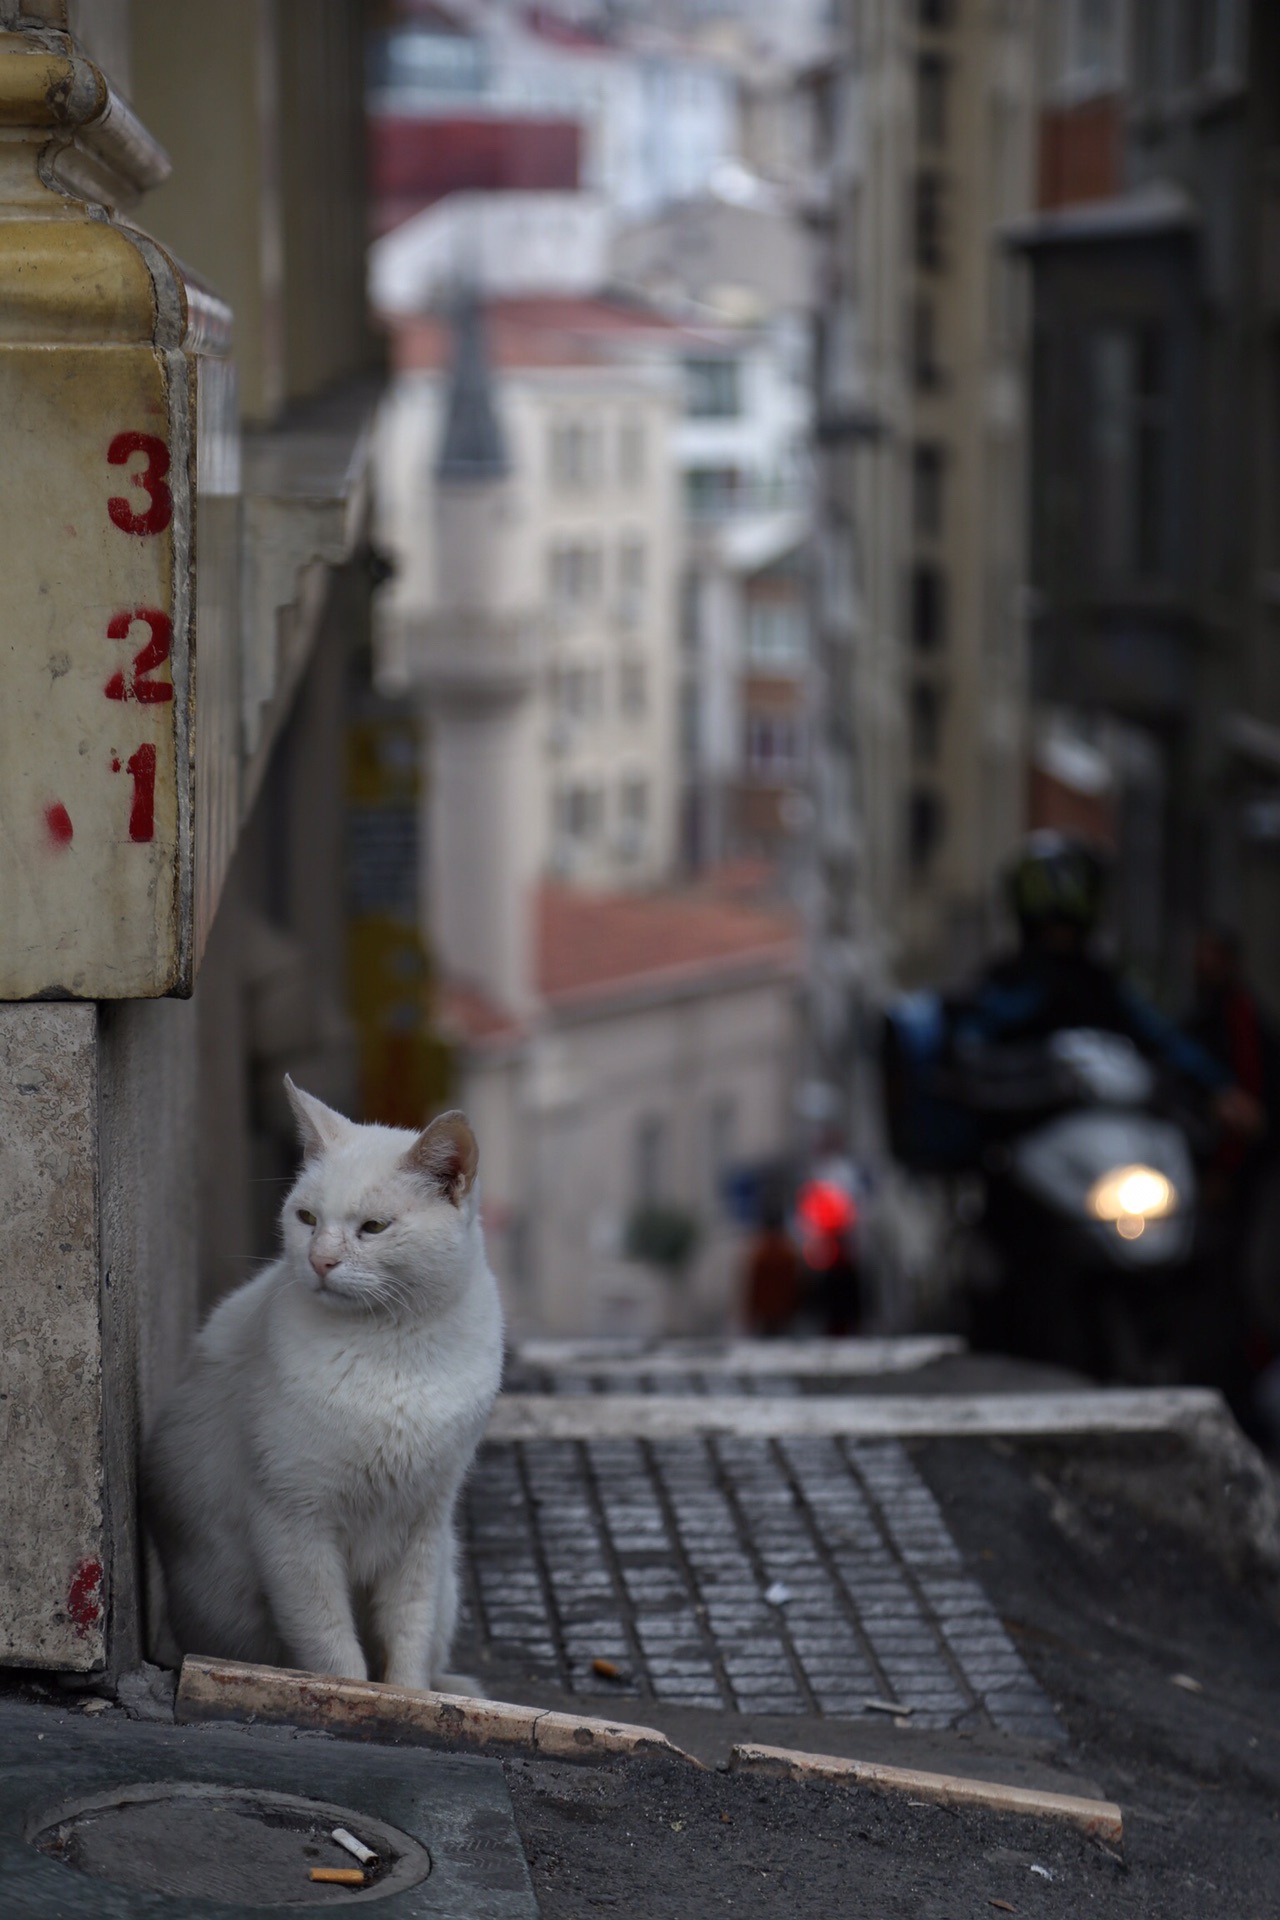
left=124, top=744, right=156, bottom=842
left=104, top=607, right=173, bottom=703
left=106, top=431, right=172, bottom=537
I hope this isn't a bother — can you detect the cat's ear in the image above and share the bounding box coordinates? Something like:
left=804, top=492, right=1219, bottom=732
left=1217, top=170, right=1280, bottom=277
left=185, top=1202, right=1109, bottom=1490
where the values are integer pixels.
left=284, top=1075, right=350, bottom=1161
left=403, top=1109, right=478, bottom=1207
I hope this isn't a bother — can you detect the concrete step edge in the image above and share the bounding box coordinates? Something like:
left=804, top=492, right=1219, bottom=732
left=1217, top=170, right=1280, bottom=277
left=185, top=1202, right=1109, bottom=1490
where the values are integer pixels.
left=729, top=1740, right=1124, bottom=1844
left=175, top=1658, right=1123, bottom=1848
left=175, top=1656, right=704, bottom=1766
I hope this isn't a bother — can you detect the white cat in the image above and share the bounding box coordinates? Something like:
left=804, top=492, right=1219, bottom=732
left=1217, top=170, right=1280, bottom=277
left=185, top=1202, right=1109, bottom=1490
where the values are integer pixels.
left=143, top=1078, right=503, bottom=1692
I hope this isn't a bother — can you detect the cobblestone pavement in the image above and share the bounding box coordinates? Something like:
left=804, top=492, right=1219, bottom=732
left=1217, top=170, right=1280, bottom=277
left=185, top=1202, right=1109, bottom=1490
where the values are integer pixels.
left=460, top=1428, right=1063, bottom=1741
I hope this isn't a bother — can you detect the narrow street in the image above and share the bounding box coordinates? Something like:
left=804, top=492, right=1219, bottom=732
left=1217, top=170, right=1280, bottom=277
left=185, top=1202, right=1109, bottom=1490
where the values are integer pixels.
left=4, top=1337, right=1278, bottom=1918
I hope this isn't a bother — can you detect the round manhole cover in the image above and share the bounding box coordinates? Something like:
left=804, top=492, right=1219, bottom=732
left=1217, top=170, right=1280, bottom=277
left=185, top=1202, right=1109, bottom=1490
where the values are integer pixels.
left=29, top=1783, right=432, bottom=1905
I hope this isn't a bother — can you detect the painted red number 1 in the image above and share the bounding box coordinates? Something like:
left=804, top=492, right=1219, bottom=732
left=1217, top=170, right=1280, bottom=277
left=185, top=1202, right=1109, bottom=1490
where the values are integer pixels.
left=104, top=608, right=173, bottom=703
left=106, top=431, right=172, bottom=537
left=125, top=744, right=156, bottom=842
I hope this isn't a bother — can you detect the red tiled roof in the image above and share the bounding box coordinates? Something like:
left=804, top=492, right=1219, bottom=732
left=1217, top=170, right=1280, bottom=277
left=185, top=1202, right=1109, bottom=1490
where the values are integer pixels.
left=537, top=880, right=799, bottom=1007
left=437, top=878, right=800, bottom=1044
left=389, top=296, right=689, bottom=373
left=436, top=977, right=522, bottom=1046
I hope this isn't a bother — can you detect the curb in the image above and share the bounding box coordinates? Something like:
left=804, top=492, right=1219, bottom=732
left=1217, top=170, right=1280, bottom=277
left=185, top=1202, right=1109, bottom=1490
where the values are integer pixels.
left=729, top=1741, right=1124, bottom=1844
left=177, top=1659, right=1123, bottom=1846
left=487, top=1385, right=1224, bottom=1443
left=176, top=1657, right=702, bottom=1766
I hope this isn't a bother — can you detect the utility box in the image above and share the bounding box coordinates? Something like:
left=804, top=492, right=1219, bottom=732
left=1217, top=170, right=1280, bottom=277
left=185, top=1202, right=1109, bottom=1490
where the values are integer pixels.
left=0, top=34, right=236, bottom=1000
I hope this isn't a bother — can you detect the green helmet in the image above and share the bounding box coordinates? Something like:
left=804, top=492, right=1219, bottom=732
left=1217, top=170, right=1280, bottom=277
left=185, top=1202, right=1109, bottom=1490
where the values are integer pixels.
left=1006, top=832, right=1105, bottom=935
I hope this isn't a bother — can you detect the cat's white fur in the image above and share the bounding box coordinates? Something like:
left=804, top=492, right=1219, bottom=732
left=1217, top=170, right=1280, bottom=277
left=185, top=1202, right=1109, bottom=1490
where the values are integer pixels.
left=143, top=1079, right=503, bottom=1690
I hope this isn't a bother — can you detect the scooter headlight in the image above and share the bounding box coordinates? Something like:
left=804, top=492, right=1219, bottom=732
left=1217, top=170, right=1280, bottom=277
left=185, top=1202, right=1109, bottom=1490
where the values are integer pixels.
left=1086, top=1164, right=1177, bottom=1239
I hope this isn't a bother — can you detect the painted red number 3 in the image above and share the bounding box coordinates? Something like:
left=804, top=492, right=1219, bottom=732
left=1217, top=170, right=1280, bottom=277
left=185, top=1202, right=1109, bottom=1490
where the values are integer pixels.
left=106, top=431, right=172, bottom=537
left=104, top=607, right=173, bottom=703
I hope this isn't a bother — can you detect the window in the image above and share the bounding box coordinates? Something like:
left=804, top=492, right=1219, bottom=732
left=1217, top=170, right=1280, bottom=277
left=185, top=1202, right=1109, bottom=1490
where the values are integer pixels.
left=916, top=53, right=948, bottom=148
left=914, top=171, right=947, bottom=272
left=680, top=681, right=699, bottom=758
left=912, top=295, right=943, bottom=389
left=708, top=1097, right=736, bottom=1200
left=1088, top=323, right=1168, bottom=581
left=912, top=443, right=946, bottom=540
left=619, top=658, right=647, bottom=717
left=619, top=417, right=646, bottom=486
left=908, top=787, right=945, bottom=877
left=617, top=536, right=646, bottom=627
left=549, top=541, right=603, bottom=609
left=680, top=571, right=701, bottom=653
left=682, top=357, right=741, bottom=418
left=910, top=681, right=943, bottom=763
left=910, top=564, right=947, bottom=650
left=685, top=467, right=741, bottom=517
left=746, top=714, right=804, bottom=780
left=1191, top=0, right=1247, bottom=80
left=746, top=597, right=806, bottom=666
left=562, top=783, right=603, bottom=841
left=619, top=777, right=649, bottom=858
left=559, top=664, right=603, bottom=722
left=1067, top=0, right=1121, bottom=87
left=634, top=1115, right=666, bottom=1205
left=548, top=419, right=602, bottom=489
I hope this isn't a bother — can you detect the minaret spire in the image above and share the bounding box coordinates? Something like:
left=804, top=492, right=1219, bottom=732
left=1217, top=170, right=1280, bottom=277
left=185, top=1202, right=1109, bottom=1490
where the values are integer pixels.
left=435, top=287, right=508, bottom=482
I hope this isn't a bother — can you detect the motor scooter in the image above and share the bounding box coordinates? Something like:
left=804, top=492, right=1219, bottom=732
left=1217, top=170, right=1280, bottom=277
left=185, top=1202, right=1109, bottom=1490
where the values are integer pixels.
left=883, top=1006, right=1207, bottom=1381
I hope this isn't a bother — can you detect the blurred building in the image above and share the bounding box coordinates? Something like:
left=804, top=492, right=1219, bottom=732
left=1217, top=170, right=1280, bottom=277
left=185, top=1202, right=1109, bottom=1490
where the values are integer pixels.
left=613, top=189, right=816, bottom=872
left=1014, top=0, right=1280, bottom=997
left=441, top=879, right=802, bottom=1337
left=371, top=111, right=582, bottom=235
left=368, top=0, right=735, bottom=220
left=376, top=284, right=800, bottom=1334
left=376, top=290, right=684, bottom=894
left=806, top=0, right=1036, bottom=1135
left=0, top=0, right=378, bottom=1677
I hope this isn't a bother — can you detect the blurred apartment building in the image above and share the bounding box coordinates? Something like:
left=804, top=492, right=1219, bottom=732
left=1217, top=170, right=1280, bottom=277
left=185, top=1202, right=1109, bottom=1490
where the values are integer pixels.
left=612, top=188, right=816, bottom=872
left=1014, top=0, right=1280, bottom=998
left=806, top=0, right=1036, bottom=1133
left=372, top=252, right=802, bottom=1336
left=368, top=0, right=735, bottom=226
left=0, top=0, right=378, bottom=1677
left=375, top=262, right=683, bottom=894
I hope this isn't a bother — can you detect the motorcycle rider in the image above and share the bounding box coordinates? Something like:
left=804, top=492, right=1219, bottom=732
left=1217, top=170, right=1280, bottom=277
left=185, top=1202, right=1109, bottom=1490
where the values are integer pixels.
left=948, top=833, right=1261, bottom=1373
left=954, top=833, right=1259, bottom=1136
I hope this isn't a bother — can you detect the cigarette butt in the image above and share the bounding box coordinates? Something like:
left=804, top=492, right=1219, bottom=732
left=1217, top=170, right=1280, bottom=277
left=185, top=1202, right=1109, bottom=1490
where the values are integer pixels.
left=309, top=1867, right=365, bottom=1886
left=331, top=1827, right=378, bottom=1867
left=591, top=1658, right=622, bottom=1679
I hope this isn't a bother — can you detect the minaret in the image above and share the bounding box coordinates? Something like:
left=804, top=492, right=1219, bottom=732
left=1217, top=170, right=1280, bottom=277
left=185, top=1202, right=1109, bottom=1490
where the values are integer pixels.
left=416, top=292, right=541, bottom=1016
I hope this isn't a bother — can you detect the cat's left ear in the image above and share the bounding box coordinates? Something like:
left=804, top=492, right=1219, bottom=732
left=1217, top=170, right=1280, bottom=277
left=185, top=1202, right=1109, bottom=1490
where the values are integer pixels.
left=284, top=1075, right=351, bottom=1161
left=404, top=1109, right=478, bottom=1207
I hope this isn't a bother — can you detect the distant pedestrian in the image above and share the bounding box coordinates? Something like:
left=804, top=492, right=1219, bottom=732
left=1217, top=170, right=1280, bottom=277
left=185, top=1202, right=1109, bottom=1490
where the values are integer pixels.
left=743, top=1198, right=803, bottom=1337
left=795, top=1177, right=862, bottom=1336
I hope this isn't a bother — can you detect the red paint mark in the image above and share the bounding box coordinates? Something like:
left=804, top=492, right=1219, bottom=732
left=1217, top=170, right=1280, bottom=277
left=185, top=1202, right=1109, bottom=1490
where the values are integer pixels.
left=106, top=431, right=172, bottom=537
left=104, top=607, right=173, bottom=703
left=110, top=755, right=121, bottom=773
left=67, top=1558, right=102, bottom=1636
left=44, top=802, right=73, bottom=848
left=126, top=743, right=156, bottom=841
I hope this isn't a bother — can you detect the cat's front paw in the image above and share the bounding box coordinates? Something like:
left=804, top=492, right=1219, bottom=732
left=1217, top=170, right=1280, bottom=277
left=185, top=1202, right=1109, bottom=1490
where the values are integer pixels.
left=433, top=1670, right=487, bottom=1699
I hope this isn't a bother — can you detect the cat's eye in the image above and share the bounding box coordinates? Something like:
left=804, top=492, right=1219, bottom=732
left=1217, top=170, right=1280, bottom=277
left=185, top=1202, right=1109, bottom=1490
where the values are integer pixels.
left=360, top=1219, right=390, bottom=1235
left=296, top=1208, right=316, bottom=1227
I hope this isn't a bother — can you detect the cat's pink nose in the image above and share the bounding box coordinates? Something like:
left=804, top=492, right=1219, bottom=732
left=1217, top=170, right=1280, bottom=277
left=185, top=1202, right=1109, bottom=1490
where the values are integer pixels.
left=310, top=1249, right=342, bottom=1278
